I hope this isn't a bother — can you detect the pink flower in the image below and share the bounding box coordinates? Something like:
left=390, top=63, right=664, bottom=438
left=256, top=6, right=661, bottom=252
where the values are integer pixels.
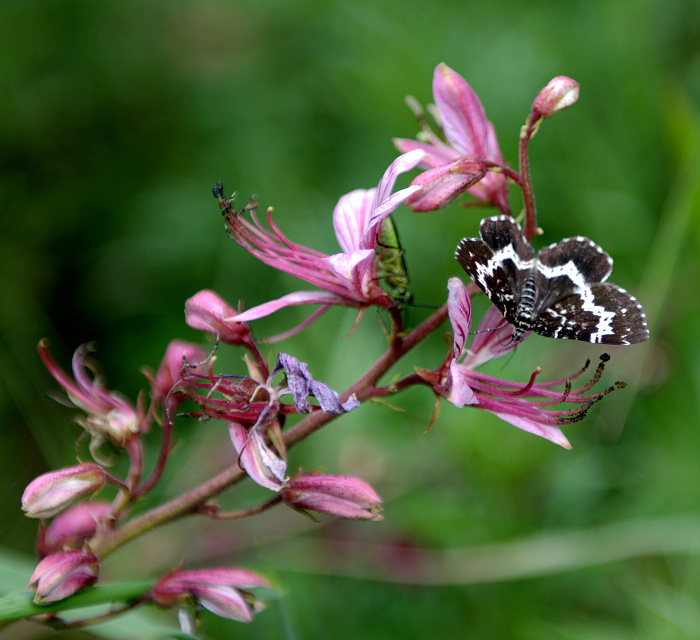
left=39, top=340, right=140, bottom=448
left=22, top=463, right=107, bottom=519
left=394, top=63, right=509, bottom=213
left=217, top=151, right=425, bottom=333
left=430, top=279, right=623, bottom=449
left=282, top=472, right=383, bottom=520
left=28, top=550, right=99, bottom=604
left=150, top=567, right=271, bottom=624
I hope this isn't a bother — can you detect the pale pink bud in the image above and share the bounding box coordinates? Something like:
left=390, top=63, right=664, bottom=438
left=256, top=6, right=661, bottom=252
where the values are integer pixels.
left=28, top=550, right=99, bottom=604
left=282, top=472, right=383, bottom=520
left=22, top=464, right=107, bottom=519
left=531, top=76, right=580, bottom=119
left=185, top=290, right=252, bottom=345
left=153, top=339, right=207, bottom=403
left=151, top=567, right=271, bottom=623
left=406, top=156, right=487, bottom=212
left=41, top=502, right=113, bottom=555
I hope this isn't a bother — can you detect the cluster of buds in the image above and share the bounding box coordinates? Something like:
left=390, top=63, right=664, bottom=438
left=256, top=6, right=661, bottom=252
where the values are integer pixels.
left=14, top=64, right=636, bottom=635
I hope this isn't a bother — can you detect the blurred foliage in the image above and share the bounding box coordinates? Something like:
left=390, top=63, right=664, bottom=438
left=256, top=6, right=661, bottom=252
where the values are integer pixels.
left=1, top=0, right=700, bottom=638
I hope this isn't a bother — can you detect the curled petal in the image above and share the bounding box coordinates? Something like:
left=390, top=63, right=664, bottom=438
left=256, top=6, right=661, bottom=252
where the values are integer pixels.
left=229, top=422, right=286, bottom=491
left=447, top=277, right=472, bottom=359
left=274, top=353, right=360, bottom=414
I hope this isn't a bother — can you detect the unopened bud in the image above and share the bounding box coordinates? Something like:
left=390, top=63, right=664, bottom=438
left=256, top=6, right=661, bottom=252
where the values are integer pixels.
left=28, top=550, right=99, bottom=604
left=41, top=502, right=112, bottom=555
left=406, top=156, right=487, bottom=212
left=531, top=76, right=580, bottom=119
left=282, top=472, right=383, bottom=520
left=22, top=464, right=107, bottom=519
left=185, top=290, right=253, bottom=345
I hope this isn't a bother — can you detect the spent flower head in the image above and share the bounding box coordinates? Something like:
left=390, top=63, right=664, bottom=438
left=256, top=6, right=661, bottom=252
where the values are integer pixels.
left=39, top=340, right=141, bottom=456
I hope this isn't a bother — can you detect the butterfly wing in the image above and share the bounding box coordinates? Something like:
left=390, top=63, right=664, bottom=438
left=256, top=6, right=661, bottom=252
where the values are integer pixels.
left=534, top=237, right=612, bottom=312
left=456, top=217, right=534, bottom=325
left=455, top=238, right=519, bottom=324
left=533, top=282, right=649, bottom=344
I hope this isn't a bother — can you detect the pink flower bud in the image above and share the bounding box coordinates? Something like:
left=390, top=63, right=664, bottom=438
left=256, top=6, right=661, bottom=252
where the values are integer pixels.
left=41, top=502, right=113, bottom=555
left=28, top=550, right=99, bottom=604
left=151, top=567, right=271, bottom=623
left=406, top=156, right=487, bottom=212
left=22, top=464, right=107, bottom=519
left=185, top=290, right=253, bottom=345
left=153, top=339, right=207, bottom=403
left=282, top=472, right=383, bottom=520
left=531, top=76, right=580, bottom=119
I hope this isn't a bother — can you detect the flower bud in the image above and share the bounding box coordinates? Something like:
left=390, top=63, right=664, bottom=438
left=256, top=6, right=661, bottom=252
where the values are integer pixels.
left=185, top=290, right=253, bottom=345
left=531, top=76, right=580, bottom=119
left=153, top=339, right=207, bottom=404
left=406, top=156, right=487, bottom=212
left=22, top=464, right=107, bottom=519
left=282, top=472, right=383, bottom=520
left=151, top=567, right=271, bottom=623
left=28, top=550, right=99, bottom=604
left=40, top=502, right=113, bottom=555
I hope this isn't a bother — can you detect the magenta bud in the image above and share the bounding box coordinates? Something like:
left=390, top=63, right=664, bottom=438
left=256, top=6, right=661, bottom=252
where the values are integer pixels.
left=28, top=550, right=99, bottom=604
left=151, top=567, right=271, bottom=623
left=282, top=472, right=383, bottom=520
left=22, top=464, right=107, bottom=519
left=531, top=76, right=580, bottom=119
left=185, top=290, right=252, bottom=345
left=406, top=156, right=487, bottom=212
left=41, top=502, right=113, bottom=555
left=153, top=339, right=207, bottom=403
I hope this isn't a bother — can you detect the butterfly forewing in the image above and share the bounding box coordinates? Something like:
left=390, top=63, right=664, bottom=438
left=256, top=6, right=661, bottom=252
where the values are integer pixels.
left=456, top=238, right=519, bottom=325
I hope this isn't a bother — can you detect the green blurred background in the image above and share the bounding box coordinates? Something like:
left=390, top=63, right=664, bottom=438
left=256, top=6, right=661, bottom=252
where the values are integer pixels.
left=2, top=0, right=699, bottom=638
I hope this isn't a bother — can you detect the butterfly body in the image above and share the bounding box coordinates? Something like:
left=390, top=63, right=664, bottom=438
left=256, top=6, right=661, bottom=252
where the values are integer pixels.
left=455, top=216, right=649, bottom=345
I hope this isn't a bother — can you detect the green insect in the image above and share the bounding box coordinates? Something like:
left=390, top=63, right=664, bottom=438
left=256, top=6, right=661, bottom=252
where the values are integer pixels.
left=376, top=215, right=412, bottom=308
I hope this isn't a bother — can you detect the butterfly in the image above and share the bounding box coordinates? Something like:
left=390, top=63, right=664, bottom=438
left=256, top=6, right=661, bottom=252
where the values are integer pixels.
left=455, top=215, right=649, bottom=345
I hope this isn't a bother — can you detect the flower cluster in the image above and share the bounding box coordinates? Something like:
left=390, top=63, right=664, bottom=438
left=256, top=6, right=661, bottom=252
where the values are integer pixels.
left=15, top=64, right=639, bottom=635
